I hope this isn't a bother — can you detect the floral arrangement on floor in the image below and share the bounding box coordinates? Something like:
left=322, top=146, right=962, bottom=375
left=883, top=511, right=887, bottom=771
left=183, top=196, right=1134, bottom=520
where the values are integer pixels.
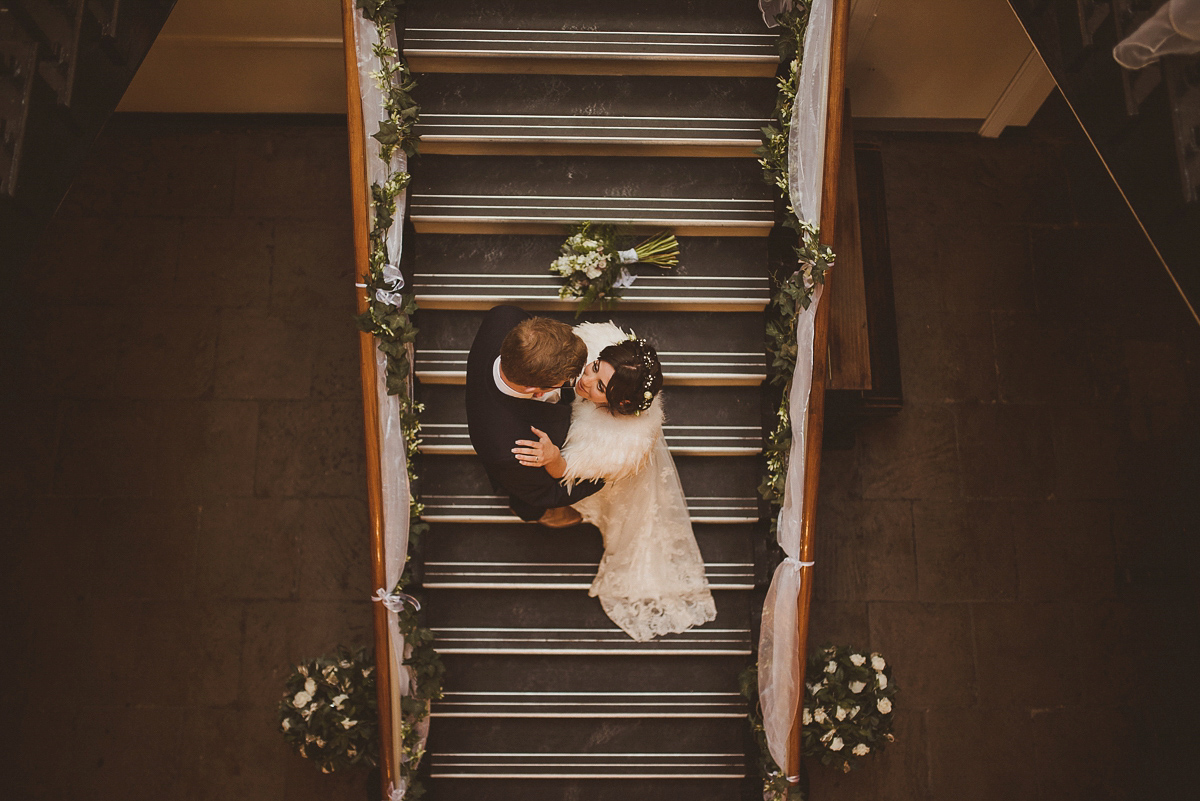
left=741, top=646, right=898, bottom=798
left=279, top=646, right=380, bottom=774
left=802, top=645, right=897, bottom=773
left=350, top=1, right=445, bottom=798
left=549, top=222, right=679, bottom=314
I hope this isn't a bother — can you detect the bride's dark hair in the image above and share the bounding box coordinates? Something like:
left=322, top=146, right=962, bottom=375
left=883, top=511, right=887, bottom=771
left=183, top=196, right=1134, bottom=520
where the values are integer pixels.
left=599, top=338, right=663, bottom=416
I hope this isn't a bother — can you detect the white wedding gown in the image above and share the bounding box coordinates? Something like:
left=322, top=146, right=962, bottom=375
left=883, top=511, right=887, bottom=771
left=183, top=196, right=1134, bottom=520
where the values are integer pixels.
left=559, top=323, right=717, bottom=642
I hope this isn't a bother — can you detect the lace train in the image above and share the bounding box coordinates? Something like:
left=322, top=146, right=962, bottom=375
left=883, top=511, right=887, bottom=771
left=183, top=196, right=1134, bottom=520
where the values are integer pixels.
left=574, top=435, right=717, bottom=641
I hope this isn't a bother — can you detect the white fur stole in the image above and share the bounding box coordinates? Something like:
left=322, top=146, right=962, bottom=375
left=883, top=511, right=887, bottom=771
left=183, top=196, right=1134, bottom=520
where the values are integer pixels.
left=560, top=321, right=664, bottom=487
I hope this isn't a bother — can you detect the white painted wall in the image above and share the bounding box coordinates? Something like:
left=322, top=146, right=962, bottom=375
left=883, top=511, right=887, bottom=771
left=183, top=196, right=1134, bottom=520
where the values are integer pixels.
left=117, top=0, right=346, bottom=113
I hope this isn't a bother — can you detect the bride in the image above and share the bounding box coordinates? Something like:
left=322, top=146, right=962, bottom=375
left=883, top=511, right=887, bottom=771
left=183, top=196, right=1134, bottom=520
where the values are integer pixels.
left=513, top=321, right=717, bottom=641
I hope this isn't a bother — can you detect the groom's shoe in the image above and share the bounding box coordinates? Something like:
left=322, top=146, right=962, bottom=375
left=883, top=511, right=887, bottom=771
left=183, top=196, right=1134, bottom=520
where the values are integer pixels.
left=537, top=506, right=582, bottom=528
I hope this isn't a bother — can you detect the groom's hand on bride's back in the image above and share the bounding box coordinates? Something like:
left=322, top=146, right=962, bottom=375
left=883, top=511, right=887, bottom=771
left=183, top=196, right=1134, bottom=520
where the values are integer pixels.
left=512, top=426, right=567, bottom=479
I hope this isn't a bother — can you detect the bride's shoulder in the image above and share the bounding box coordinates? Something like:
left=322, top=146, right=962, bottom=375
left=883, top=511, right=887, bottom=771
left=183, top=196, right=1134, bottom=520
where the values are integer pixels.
left=572, top=321, right=630, bottom=355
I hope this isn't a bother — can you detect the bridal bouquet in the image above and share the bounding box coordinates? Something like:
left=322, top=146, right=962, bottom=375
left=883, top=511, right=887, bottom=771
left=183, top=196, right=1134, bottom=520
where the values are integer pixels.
left=802, top=644, right=898, bottom=773
left=279, top=646, right=379, bottom=774
left=549, top=222, right=679, bottom=313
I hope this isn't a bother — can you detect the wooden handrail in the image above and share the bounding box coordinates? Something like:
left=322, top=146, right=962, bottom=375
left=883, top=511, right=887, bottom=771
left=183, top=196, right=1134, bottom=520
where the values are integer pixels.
left=340, top=0, right=397, bottom=792
left=786, top=0, right=852, bottom=781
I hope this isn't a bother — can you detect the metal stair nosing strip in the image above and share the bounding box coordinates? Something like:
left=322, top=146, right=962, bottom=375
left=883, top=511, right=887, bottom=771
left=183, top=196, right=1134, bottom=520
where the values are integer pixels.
left=418, top=422, right=763, bottom=456
left=431, top=690, right=747, bottom=718
left=422, top=560, right=756, bottom=590
left=413, top=273, right=770, bottom=312
left=414, top=350, right=767, bottom=387
left=420, top=495, right=760, bottom=525
left=430, top=625, right=752, bottom=657
left=404, top=28, right=779, bottom=77
left=408, top=194, right=775, bottom=237
left=416, top=113, right=771, bottom=157
left=428, top=750, right=747, bottom=779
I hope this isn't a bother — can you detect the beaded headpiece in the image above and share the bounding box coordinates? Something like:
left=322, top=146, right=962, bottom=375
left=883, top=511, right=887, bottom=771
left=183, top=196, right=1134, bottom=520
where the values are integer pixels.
left=627, top=336, right=660, bottom=415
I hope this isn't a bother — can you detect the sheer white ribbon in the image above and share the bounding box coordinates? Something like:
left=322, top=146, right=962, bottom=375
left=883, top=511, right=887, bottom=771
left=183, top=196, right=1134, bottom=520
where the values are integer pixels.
left=1114, top=0, right=1200, bottom=69
left=756, top=0, right=836, bottom=774
left=350, top=10, right=422, bottom=794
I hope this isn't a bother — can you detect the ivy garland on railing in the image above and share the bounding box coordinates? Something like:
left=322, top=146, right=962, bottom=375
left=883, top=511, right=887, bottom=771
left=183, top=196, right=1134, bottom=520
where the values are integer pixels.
left=351, top=1, right=444, bottom=798
left=750, top=4, right=837, bottom=800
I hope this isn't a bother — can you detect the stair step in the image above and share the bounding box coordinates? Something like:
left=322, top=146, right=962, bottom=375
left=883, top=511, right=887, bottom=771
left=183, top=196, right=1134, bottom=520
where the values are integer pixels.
left=415, top=348, right=766, bottom=385
left=422, top=521, right=755, bottom=571
left=418, top=384, right=766, bottom=438
left=409, top=192, right=775, bottom=236
left=420, top=494, right=759, bottom=524
left=432, top=690, right=746, bottom=718
left=414, top=271, right=770, bottom=311
left=415, top=72, right=777, bottom=119
left=423, top=560, right=754, bottom=590
left=420, top=422, right=762, bottom=455
left=429, top=626, right=752, bottom=656
left=417, top=112, right=768, bottom=157
left=404, top=28, right=778, bottom=77
left=428, top=750, right=746, bottom=779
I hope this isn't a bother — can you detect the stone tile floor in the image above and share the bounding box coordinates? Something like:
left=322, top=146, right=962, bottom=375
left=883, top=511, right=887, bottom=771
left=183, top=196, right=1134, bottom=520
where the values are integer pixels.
left=2, top=93, right=1198, bottom=799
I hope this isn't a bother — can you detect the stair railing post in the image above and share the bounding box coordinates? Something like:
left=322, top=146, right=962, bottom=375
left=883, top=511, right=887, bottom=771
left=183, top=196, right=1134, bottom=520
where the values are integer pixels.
left=340, top=0, right=396, bottom=793
left=786, top=0, right=852, bottom=782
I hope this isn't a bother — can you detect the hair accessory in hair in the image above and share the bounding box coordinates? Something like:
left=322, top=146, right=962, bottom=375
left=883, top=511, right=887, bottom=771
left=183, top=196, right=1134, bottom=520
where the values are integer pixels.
left=628, top=337, right=659, bottom=414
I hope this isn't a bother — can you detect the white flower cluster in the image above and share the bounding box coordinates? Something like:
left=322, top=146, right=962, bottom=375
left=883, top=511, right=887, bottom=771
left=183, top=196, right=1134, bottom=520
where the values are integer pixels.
left=278, top=648, right=377, bottom=775
left=801, top=647, right=897, bottom=774
left=550, top=248, right=610, bottom=281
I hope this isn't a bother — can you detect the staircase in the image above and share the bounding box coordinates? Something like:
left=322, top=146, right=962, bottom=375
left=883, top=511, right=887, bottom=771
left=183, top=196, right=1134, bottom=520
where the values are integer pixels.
left=0, top=0, right=176, bottom=272
left=403, top=1, right=776, bottom=797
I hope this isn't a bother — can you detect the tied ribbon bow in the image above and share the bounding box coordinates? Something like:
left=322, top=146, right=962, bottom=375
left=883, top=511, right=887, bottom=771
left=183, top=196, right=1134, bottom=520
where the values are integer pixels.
left=385, top=781, right=405, bottom=801
left=612, top=267, right=636, bottom=289
left=355, top=263, right=406, bottom=306
left=372, top=587, right=421, bottom=613
left=781, top=556, right=815, bottom=571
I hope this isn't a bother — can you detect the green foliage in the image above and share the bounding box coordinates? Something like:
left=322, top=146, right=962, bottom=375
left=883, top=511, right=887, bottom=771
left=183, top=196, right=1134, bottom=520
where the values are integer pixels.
left=739, top=665, right=807, bottom=801
left=279, top=647, right=380, bottom=774
left=347, top=8, right=443, bottom=797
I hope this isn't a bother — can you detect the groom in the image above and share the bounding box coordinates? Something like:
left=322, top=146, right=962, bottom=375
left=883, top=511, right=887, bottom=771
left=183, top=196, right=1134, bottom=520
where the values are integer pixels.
left=465, top=305, right=604, bottom=527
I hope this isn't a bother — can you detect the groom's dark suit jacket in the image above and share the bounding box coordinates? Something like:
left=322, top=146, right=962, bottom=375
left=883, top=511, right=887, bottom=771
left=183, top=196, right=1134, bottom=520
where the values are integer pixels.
left=466, top=305, right=604, bottom=521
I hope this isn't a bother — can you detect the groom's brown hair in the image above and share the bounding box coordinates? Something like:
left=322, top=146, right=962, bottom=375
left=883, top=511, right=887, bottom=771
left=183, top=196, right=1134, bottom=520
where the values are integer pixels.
left=500, top=317, right=587, bottom=389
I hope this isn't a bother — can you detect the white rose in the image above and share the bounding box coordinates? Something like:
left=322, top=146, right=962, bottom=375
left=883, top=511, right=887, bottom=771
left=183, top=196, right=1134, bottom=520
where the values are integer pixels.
left=281, top=718, right=292, bottom=731
left=835, top=706, right=847, bottom=721
left=848, top=681, right=866, bottom=694
left=871, top=654, right=886, bottom=671
left=848, top=706, right=860, bottom=720
left=304, top=678, right=316, bottom=695
left=813, top=707, right=828, bottom=723
left=876, top=672, right=888, bottom=690
left=315, top=738, right=326, bottom=747
left=292, top=691, right=311, bottom=708
left=825, top=660, right=837, bottom=674
left=849, top=653, right=865, bottom=666
left=339, top=660, right=352, bottom=669
left=802, top=708, right=812, bottom=725
left=877, top=697, right=892, bottom=714
left=341, top=718, right=357, bottom=729
left=830, top=737, right=844, bottom=752
left=819, top=728, right=834, bottom=743
left=852, top=744, right=870, bottom=756
left=331, top=694, right=348, bottom=710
